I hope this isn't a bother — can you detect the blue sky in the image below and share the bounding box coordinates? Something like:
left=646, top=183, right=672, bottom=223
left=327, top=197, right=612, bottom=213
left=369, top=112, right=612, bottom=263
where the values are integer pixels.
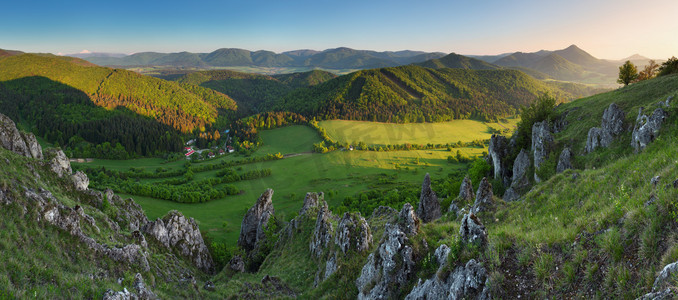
left=2, top=0, right=677, bottom=59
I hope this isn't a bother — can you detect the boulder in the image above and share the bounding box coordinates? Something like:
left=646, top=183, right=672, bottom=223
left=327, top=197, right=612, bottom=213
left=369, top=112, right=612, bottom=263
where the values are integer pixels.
left=416, top=173, right=441, bottom=223
left=238, top=189, right=275, bottom=253
left=335, top=212, right=372, bottom=254
left=586, top=103, right=626, bottom=153
left=71, top=170, right=89, bottom=191
left=487, top=134, right=511, bottom=187
left=405, top=259, right=490, bottom=300
left=504, top=149, right=529, bottom=201
left=310, top=202, right=334, bottom=258
left=532, top=120, right=553, bottom=182
left=472, top=177, right=494, bottom=214
left=458, top=176, right=474, bottom=203
left=398, top=203, right=419, bottom=236
left=44, top=148, right=72, bottom=177
left=228, top=255, right=245, bottom=273
left=143, top=210, right=215, bottom=273
left=556, top=147, right=573, bottom=173
left=459, top=213, right=487, bottom=249
left=356, top=224, right=416, bottom=300
left=632, top=107, right=668, bottom=152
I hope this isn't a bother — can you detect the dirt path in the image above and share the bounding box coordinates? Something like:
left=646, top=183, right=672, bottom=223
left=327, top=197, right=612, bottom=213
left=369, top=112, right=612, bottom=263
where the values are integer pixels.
left=283, top=151, right=314, bottom=158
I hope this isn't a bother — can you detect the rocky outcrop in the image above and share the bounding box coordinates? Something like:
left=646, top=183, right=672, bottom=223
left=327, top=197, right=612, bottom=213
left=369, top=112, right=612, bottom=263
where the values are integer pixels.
left=0, top=113, right=43, bottom=159
left=72, top=170, right=89, bottom=191
left=532, top=120, right=553, bottom=182
left=504, top=149, right=529, bottom=201
left=632, top=107, right=668, bottom=152
left=238, top=189, right=275, bottom=254
left=406, top=258, right=491, bottom=300
left=586, top=103, right=626, bottom=153
left=556, top=147, right=573, bottom=173
left=103, top=273, right=158, bottom=300
left=356, top=224, right=416, bottom=300
left=398, top=203, right=419, bottom=236
left=472, top=177, right=494, bottom=214
left=458, top=176, right=474, bottom=203
left=637, top=261, right=678, bottom=299
left=143, top=211, right=214, bottom=273
left=460, top=213, right=488, bottom=249
left=228, top=255, right=245, bottom=273
left=44, top=148, right=72, bottom=177
left=310, top=202, right=334, bottom=258
left=335, top=212, right=372, bottom=254
left=417, top=173, right=441, bottom=223
left=487, top=134, right=511, bottom=187
left=299, top=192, right=324, bottom=216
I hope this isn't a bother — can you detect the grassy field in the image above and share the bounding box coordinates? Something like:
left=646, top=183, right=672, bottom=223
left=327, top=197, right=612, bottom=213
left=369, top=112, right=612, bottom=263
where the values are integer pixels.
left=75, top=124, right=485, bottom=244
left=318, top=118, right=520, bottom=145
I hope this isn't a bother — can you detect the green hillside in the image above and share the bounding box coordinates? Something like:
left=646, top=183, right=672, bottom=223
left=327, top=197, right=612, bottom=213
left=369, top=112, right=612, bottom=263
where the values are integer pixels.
left=415, top=52, right=500, bottom=70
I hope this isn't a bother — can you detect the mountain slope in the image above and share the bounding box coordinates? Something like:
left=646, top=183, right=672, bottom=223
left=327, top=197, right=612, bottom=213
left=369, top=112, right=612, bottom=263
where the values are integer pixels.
left=415, top=52, right=501, bottom=70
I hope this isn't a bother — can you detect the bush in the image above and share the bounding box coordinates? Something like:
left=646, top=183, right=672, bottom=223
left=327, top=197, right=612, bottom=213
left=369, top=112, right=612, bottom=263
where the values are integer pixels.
left=514, top=93, right=557, bottom=151
left=658, top=56, right=678, bottom=76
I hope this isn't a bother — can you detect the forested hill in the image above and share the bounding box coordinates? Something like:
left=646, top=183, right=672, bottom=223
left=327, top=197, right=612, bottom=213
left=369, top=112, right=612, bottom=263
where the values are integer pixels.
left=175, top=69, right=336, bottom=115
left=414, top=52, right=501, bottom=70
left=276, top=65, right=603, bottom=122
left=0, top=54, right=236, bottom=132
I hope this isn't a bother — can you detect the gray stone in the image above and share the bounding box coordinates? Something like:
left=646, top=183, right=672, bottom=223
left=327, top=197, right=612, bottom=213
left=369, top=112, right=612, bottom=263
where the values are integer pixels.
left=405, top=259, right=490, bottom=300
left=310, top=202, right=334, bottom=258
left=356, top=224, right=415, bottom=300
left=103, top=274, right=157, bottom=300
left=335, top=212, right=372, bottom=254
left=144, top=210, right=215, bottom=273
left=487, top=134, right=511, bottom=187
left=0, top=113, right=41, bottom=159
left=203, top=281, right=216, bottom=292
left=72, top=170, right=89, bottom=191
left=398, top=203, right=419, bottom=236
left=228, top=255, right=245, bottom=273
left=632, top=107, right=667, bottom=152
left=458, top=176, right=474, bottom=202
left=434, top=244, right=451, bottom=268
left=448, top=202, right=459, bottom=214
left=417, top=173, right=441, bottom=223
left=637, top=288, right=673, bottom=300
left=133, top=273, right=157, bottom=299
left=651, top=176, right=661, bottom=188
left=504, top=148, right=529, bottom=201
left=472, top=177, right=494, bottom=214
left=324, top=253, right=338, bottom=281
left=20, top=132, right=43, bottom=160
left=44, top=148, right=72, bottom=177
left=532, top=121, right=553, bottom=182
left=238, top=189, right=275, bottom=254
left=299, top=192, right=324, bottom=216
left=652, top=262, right=678, bottom=292
left=459, top=213, right=487, bottom=249
left=586, top=103, right=626, bottom=153
left=556, top=147, right=573, bottom=173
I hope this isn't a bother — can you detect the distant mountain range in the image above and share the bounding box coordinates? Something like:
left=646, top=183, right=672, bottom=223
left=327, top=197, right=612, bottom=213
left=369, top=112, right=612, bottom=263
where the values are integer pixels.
left=67, top=47, right=447, bottom=70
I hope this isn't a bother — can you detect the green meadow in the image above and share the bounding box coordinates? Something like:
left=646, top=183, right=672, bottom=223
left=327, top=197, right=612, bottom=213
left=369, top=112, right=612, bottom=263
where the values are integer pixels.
left=318, top=118, right=519, bottom=146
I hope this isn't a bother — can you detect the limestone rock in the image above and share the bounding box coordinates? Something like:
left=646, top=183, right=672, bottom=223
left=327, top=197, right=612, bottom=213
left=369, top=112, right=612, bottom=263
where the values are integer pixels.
left=310, top=202, right=334, bottom=258
left=472, top=177, right=494, bottom=214
left=532, top=120, right=553, bottom=182
left=637, top=289, right=673, bottom=300
left=632, top=107, right=667, bottom=152
left=44, top=148, right=72, bottom=177
left=416, top=173, right=441, bottom=223
left=323, top=253, right=338, bottom=281
left=144, top=210, right=215, bottom=273
left=488, top=134, right=511, bottom=186
left=504, top=148, right=529, bottom=201
left=586, top=103, right=626, bottom=153
left=651, top=176, right=661, bottom=188
left=459, top=213, right=487, bottom=249
left=72, top=170, right=89, bottom=191
left=238, top=189, right=275, bottom=253
left=335, top=212, right=372, bottom=254
left=652, top=262, right=678, bottom=293
left=556, top=147, right=573, bottom=173
left=103, top=273, right=157, bottom=300
left=398, top=203, right=419, bottom=236
left=20, top=132, right=43, bottom=160
left=0, top=113, right=42, bottom=159
left=356, top=224, right=415, bottom=300
left=229, top=255, right=245, bottom=273
left=299, top=192, right=324, bottom=216
left=458, top=176, right=474, bottom=202
left=406, top=259, right=490, bottom=300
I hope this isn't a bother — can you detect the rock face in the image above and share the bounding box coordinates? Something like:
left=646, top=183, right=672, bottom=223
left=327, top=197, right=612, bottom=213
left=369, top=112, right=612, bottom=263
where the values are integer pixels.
left=143, top=211, right=215, bottom=273
left=398, top=203, right=420, bottom=236
left=459, top=213, right=487, bottom=249
left=532, top=120, right=553, bottom=182
left=637, top=261, right=678, bottom=299
left=299, top=192, right=324, bottom=216
left=472, top=177, right=494, bottom=214
left=417, top=173, right=441, bottom=223
left=238, top=189, right=275, bottom=254
left=356, top=224, right=416, bottom=300
left=335, top=212, right=372, bottom=254
left=586, top=103, right=626, bottom=153
left=310, top=202, right=334, bottom=258
left=458, top=176, right=474, bottom=202
left=0, top=113, right=43, bottom=159
left=406, top=258, right=490, bottom=300
left=632, top=107, right=668, bottom=152
left=556, top=147, right=573, bottom=173
left=504, top=149, right=530, bottom=201
left=44, top=148, right=72, bottom=177
left=488, top=134, right=511, bottom=187
left=72, top=171, right=89, bottom=191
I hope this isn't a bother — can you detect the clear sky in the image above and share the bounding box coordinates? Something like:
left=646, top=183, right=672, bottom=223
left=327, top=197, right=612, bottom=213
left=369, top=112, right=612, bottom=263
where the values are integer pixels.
left=2, top=0, right=677, bottom=59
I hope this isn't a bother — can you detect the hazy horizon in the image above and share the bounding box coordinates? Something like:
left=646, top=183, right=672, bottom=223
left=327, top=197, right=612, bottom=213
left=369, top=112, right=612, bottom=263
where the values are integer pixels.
left=3, top=0, right=677, bottom=60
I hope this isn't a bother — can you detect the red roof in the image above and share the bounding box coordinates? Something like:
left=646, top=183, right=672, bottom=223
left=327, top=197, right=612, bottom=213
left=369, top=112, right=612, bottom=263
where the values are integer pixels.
left=185, top=150, right=195, bottom=156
